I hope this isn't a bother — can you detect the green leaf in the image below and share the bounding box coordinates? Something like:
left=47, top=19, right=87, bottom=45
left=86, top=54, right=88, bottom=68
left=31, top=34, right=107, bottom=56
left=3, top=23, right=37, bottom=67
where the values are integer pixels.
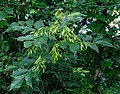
left=34, top=39, right=42, bottom=48
left=0, top=67, right=3, bottom=72
left=101, top=59, right=112, bottom=68
left=17, top=35, right=38, bottom=41
left=93, top=34, right=103, bottom=42
left=0, top=53, right=5, bottom=57
left=22, top=28, right=36, bottom=34
left=36, top=2, right=47, bottom=8
left=59, top=41, right=68, bottom=49
left=73, top=67, right=89, bottom=73
left=4, top=7, right=13, bottom=14
left=71, top=12, right=84, bottom=16
left=18, top=21, right=25, bottom=26
left=34, top=20, right=44, bottom=29
left=32, top=0, right=37, bottom=3
left=24, top=41, right=33, bottom=48
left=40, top=36, right=48, bottom=44
left=26, top=19, right=34, bottom=28
left=95, top=40, right=115, bottom=48
left=1, top=41, right=10, bottom=52
left=0, top=20, right=8, bottom=28
left=0, top=10, right=8, bottom=20
left=10, top=74, right=25, bottom=89
left=25, top=72, right=33, bottom=88
left=83, top=35, right=92, bottom=42
left=113, top=56, right=120, bottom=64
left=0, top=0, right=7, bottom=5
left=88, top=42, right=99, bottom=52
left=34, top=36, right=48, bottom=47
left=5, top=22, right=19, bottom=32
left=4, top=66, right=17, bottom=71
left=69, top=43, right=79, bottom=53
left=10, top=1, right=21, bottom=5
left=12, top=69, right=29, bottom=77
left=41, top=36, right=48, bottom=44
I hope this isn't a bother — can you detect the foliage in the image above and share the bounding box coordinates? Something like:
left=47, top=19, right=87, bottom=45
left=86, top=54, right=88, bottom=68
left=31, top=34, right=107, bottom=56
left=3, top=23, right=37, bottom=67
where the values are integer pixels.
left=0, top=0, right=120, bottom=94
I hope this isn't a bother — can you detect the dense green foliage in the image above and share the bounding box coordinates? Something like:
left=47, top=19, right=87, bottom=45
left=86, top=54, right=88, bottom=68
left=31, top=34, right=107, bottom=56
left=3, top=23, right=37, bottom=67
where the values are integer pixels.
left=0, top=0, right=120, bottom=94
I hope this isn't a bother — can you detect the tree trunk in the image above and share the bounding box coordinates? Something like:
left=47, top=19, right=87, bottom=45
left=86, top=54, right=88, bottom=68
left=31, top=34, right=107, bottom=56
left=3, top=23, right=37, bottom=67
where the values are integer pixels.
left=93, top=47, right=103, bottom=93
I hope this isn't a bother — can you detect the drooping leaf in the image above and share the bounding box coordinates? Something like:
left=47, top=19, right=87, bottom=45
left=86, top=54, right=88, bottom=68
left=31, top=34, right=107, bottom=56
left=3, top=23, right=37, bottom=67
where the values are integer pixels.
left=25, top=71, right=33, bottom=88
left=10, top=74, right=25, bottom=90
left=95, top=40, right=115, bottom=48
left=88, top=42, right=99, bottom=52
